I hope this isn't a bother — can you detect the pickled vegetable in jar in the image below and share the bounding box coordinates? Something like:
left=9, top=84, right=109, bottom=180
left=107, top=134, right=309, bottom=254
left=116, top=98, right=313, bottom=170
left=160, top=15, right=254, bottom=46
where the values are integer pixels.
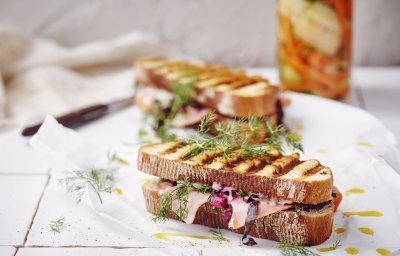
left=277, top=0, right=352, bottom=99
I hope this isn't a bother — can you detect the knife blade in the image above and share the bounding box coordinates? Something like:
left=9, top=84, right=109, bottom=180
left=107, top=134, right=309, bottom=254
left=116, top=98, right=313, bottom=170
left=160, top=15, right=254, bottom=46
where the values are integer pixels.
left=21, top=96, right=135, bottom=136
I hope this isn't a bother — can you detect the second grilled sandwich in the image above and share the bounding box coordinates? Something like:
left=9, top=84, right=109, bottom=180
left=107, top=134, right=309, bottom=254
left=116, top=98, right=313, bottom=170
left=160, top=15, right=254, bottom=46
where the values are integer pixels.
left=134, top=57, right=283, bottom=128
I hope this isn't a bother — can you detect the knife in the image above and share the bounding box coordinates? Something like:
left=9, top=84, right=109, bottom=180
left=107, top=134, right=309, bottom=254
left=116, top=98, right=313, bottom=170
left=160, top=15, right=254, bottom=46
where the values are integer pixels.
left=21, top=96, right=135, bottom=136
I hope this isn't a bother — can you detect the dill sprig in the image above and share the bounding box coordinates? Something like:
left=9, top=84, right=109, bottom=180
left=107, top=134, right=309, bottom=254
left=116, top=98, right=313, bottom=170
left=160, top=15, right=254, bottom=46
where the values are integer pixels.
left=49, top=217, right=65, bottom=234
left=140, top=76, right=197, bottom=142
left=278, top=242, right=320, bottom=256
left=265, top=122, right=303, bottom=153
left=183, top=114, right=267, bottom=159
left=331, top=240, right=341, bottom=249
left=59, top=153, right=126, bottom=204
left=111, top=153, right=129, bottom=166
left=209, top=228, right=226, bottom=243
left=152, top=179, right=213, bottom=223
left=168, top=77, right=196, bottom=119
left=60, top=169, right=114, bottom=204
left=183, top=113, right=303, bottom=160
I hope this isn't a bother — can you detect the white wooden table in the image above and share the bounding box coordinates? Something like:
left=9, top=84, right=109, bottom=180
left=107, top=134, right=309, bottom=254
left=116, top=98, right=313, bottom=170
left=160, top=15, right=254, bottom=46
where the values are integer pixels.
left=0, top=67, right=399, bottom=256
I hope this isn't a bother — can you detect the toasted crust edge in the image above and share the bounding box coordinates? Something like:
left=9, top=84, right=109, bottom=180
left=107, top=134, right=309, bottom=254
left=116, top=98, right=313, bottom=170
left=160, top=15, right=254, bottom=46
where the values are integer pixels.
left=143, top=180, right=334, bottom=246
left=137, top=148, right=333, bottom=204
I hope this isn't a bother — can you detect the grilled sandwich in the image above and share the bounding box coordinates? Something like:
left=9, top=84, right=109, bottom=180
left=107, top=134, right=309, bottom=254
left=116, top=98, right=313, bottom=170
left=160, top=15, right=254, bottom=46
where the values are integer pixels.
left=134, top=57, right=283, bottom=129
left=137, top=141, right=342, bottom=246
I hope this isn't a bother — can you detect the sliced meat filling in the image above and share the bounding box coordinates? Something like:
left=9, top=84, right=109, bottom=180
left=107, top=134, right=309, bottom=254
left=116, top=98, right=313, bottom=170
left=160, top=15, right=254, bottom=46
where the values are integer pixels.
left=156, top=179, right=305, bottom=228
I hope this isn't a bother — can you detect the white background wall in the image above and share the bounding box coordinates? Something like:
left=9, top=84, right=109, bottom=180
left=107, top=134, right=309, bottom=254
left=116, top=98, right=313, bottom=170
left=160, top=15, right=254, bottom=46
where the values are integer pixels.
left=0, top=0, right=399, bottom=67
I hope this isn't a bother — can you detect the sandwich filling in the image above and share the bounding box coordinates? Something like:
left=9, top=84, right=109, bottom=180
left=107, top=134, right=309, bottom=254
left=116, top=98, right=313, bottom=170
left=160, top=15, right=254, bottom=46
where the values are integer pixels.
left=156, top=179, right=293, bottom=229
left=148, top=177, right=340, bottom=246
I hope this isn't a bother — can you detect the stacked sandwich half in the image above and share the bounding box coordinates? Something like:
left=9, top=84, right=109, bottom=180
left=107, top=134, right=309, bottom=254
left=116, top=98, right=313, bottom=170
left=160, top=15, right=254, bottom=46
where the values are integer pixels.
left=134, top=57, right=283, bottom=128
left=137, top=141, right=341, bottom=246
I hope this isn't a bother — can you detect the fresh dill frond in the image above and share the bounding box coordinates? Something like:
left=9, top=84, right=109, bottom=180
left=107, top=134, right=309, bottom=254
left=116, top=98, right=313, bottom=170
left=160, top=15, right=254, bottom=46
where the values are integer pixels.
left=209, top=228, right=226, bottom=243
left=264, top=122, right=286, bottom=153
left=182, top=112, right=303, bottom=160
left=59, top=153, right=121, bottom=204
left=152, top=179, right=213, bottom=223
left=138, top=129, right=148, bottom=139
left=139, top=77, right=197, bottom=142
left=285, top=131, right=304, bottom=153
left=331, top=240, right=341, bottom=249
left=198, top=111, right=216, bottom=134
left=111, top=154, right=129, bottom=166
left=168, top=77, right=196, bottom=119
left=278, top=242, right=320, bottom=256
left=183, top=114, right=266, bottom=159
left=265, top=121, right=304, bottom=154
left=60, top=169, right=114, bottom=204
left=237, top=189, right=248, bottom=197
left=49, top=217, right=65, bottom=234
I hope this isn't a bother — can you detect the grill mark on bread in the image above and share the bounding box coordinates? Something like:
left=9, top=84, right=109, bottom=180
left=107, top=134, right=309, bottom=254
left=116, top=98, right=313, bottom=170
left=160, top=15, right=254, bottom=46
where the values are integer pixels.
left=303, top=165, right=325, bottom=178
left=197, top=75, right=244, bottom=89
left=271, top=155, right=302, bottom=177
left=226, top=157, right=245, bottom=168
left=280, top=160, right=320, bottom=180
left=185, top=150, right=224, bottom=165
left=214, top=78, right=263, bottom=92
left=161, top=145, right=192, bottom=161
left=207, top=150, right=243, bottom=170
left=245, top=159, right=268, bottom=174
left=200, top=152, right=224, bottom=165
left=154, top=63, right=188, bottom=73
left=161, top=142, right=187, bottom=155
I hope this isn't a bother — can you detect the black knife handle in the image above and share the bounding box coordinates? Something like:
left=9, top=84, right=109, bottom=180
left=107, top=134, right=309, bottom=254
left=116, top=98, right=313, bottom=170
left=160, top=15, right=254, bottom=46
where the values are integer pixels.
left=21, top=104, right=108, bottom=137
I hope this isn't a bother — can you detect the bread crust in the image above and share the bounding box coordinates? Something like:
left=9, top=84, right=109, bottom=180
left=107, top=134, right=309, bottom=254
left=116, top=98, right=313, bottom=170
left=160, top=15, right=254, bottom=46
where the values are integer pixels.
left=143, top=179, right=334, bottom=246
left=138, top=147, right=333, bottom=204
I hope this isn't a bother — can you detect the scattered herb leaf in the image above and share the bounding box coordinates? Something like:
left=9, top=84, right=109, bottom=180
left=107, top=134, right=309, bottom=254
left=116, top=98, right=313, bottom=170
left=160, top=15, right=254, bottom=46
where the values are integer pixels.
left=278, top=242, right=320, bottom=256
left=331, top=240, right=341, bottom=249
left=111, top=154, right=129, bottom=166
left=209, top=228, right=226, bottom=243
left=49, top=217, right=65, bottom=234
left=138, top=129, right=148, bottom=138
left=265, top=122, right=304, bottom=154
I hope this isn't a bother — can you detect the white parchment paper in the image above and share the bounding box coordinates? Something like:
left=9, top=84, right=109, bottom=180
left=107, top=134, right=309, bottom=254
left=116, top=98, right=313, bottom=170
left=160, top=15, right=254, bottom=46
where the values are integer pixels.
left=30, top=93, right=400, bottom=255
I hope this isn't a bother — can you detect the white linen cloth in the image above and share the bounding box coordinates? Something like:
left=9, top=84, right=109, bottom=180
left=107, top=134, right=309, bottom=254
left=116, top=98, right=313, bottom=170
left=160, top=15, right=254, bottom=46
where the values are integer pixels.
left=0, top=25, right=172, bottom=129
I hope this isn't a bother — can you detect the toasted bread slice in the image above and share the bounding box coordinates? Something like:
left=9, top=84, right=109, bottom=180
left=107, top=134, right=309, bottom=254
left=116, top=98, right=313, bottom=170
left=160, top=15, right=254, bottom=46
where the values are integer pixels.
left=143, top=178, right=334, bottom=246
left=137, top=142, right=333, bottom=204
left=134, top=57, right=280, bottom=118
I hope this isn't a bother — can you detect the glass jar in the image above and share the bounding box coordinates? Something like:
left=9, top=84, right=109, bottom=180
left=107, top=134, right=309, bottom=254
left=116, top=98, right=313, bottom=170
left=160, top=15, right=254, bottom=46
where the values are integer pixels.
left=277, top=0, right=353, bottom=99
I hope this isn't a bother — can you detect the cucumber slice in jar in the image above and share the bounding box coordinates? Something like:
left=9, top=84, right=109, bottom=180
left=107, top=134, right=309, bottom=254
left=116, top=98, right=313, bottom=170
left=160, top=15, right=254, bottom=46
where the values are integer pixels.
left=279, top=0, right=342, bottom=56
left=279, top=59, right=303, bottom=85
